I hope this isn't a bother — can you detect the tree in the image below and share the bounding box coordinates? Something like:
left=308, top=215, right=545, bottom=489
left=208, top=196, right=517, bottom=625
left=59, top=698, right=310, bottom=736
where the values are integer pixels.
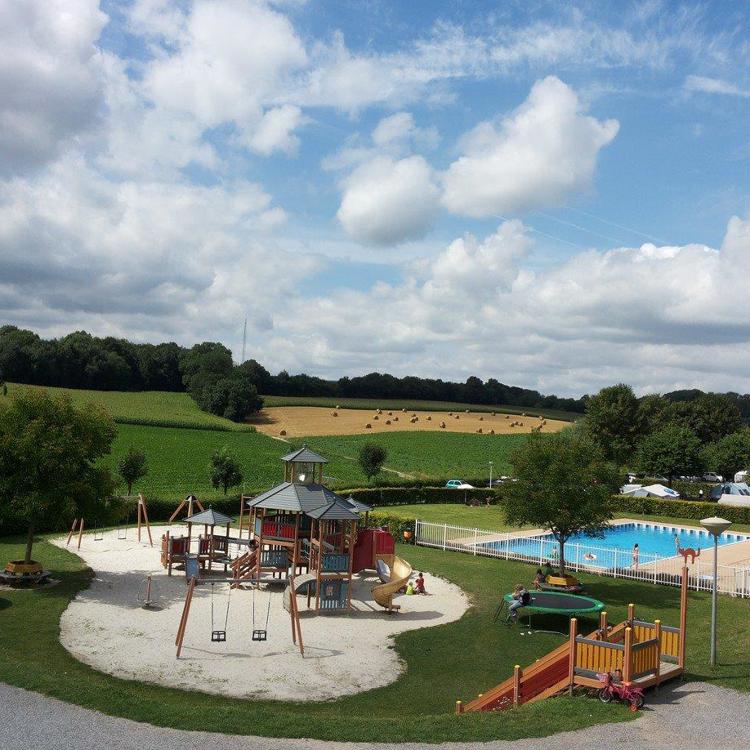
left=503, top=430, right=619, bottom=574
left=0, top=390, right=116, bottom=564
left=669, top=393, right=743, bottom=444
left=702, top=429, right=750, bottom=482
left=358, top=443, right=388, bottom=483
left=199, top=376, right=263, bottom=422
left=210, top=447, right=243, bottom=495
left=636, top=424, right=703, bottom=486
left=584, top=384, right=644, bottom=466
left=118, top=447, right=148, bottom=495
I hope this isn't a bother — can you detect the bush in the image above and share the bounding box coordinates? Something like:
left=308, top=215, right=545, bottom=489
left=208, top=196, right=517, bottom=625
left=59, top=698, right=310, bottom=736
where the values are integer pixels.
left=612, top=494, right=750, bottom=525
left=345, top=486, right=503, bottom=506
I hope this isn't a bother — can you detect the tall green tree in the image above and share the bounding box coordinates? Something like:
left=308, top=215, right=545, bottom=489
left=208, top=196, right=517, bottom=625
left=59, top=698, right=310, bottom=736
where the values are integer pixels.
left=118, top=447, right=148, bottom=495
left=585, top=384, right=644, bottom=465
left=503, top=431, right=620, bottom=574
left=0, top=390, right=116, bottom=564
left=209, top=446, right=244, bottom=495
left=636, top=424, right=703, bottom=486
left=669, top=393, right=743, bottom=444
left=358, top=443, right=388, bottom=483
left=702, top=429, right=750, bottom=482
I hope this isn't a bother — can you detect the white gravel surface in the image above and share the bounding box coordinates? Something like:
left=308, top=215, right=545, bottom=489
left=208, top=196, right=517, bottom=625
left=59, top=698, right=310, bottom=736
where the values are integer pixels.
left=51, top=527, right=469, bottom=700
left=1, top=679, right=749, bottom=749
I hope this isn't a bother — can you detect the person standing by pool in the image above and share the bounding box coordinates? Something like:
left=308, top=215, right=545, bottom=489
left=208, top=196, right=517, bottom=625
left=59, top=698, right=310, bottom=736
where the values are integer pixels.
left=631, top=543, right=640, bottom=570
left=674, top=535, right=680, bottom=554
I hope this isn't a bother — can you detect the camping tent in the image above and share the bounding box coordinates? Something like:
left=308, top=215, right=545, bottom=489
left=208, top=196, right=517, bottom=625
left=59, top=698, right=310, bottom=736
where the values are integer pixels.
left=620, top=483, right=680, bottom=499
left=710, top=482, right=750, bottom=507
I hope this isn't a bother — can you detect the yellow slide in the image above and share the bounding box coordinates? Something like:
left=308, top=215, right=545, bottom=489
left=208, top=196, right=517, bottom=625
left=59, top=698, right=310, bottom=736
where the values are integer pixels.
left=372, top=555, right=413, bottom=612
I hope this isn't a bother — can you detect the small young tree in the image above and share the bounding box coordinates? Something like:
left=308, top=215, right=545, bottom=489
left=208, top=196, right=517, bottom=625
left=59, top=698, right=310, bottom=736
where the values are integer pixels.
left=503, top=430, right=620, bottom=574
left=210, top=446, right=244, bottom=495
left=636, top=424, right=703, bottom=486
left=358, top=443, right=387, bottom=483
left=118, top=447, right=148, bottom=495
left=0, top=390, right=116, bottom=564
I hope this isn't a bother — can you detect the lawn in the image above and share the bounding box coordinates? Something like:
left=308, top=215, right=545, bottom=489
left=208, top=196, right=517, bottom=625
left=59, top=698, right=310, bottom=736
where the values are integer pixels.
left=264, top=395, right=580, bottom=422
left=1, top=535, right=749, bottom=742
left=3, top=382, right=250, bottom=431
left=290, top=431, right=526, bottom=482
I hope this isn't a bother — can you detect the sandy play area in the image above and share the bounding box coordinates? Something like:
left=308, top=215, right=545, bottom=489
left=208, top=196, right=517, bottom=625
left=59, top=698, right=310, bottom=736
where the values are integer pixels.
left=52, top=527, right=469, bottom=701
left=250, top=406, right=569, bottom=438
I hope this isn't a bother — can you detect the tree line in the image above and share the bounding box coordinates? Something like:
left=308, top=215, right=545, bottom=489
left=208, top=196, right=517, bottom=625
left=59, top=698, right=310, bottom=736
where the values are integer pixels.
left=584, top=384, right=750, bottom=484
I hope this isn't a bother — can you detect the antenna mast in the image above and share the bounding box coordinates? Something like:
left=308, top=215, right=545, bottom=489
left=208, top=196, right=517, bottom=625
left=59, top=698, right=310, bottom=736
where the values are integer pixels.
left=241, top=317, right=247, bottom=363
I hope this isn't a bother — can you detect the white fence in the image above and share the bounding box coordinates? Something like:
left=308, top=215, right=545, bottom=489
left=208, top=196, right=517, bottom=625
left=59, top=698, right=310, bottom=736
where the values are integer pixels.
left=414, top=520, right=750, bottom=597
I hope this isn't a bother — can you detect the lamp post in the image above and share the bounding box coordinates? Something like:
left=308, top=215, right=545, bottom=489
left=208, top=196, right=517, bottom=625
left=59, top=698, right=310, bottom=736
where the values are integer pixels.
left=489, top=461, right=493, bottom=488
left=700, top=516, right=732, bottom=666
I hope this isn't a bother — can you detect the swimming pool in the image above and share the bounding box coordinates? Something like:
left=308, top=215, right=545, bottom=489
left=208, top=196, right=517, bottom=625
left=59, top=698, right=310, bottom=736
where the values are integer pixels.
left=479, top=521, right=750, bottom=570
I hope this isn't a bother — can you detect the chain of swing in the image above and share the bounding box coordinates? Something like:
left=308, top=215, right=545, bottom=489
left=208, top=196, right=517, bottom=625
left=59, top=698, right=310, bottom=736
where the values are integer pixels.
left=210, top=580, right=272, bottom=643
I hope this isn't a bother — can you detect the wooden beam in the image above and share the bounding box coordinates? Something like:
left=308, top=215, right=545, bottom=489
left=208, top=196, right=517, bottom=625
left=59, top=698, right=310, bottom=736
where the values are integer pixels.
left=138, top=493, right=153, bottom=547
left=66, top=518, right=78, bottom=546
left=567, top=618, right=578, bottom=695
left=654, top=619, right=662, bottom=686
left=168, top=499, right=186, bottom=524
left=512, top=665, right=521, bottom=707
left=175, top=576, right=197, bottom=657
left=627, top=602, right=635, bottom=623
left=77, top=518, right=85, bottom=550
left=623, top=627, right=633, bottom=683
left=599, top=610, right=608, bottom=639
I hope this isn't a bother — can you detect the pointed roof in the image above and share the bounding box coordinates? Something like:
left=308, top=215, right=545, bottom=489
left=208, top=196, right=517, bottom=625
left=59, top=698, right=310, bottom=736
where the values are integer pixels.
left=246, top=482, right=344, bottom=513
left=183, top=507, right=235, bottom=526
left=345, top=494, right=373, bottom=512
left=280, top=445, right=328, bottom=464
left=307, top=500, right=361, bottom=521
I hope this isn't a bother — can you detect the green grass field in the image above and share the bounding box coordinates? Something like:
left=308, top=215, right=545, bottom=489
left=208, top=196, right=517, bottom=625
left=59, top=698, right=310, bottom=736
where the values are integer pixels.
left=290, top=431, right=525, bottom=482
left=3, top=382, right=251, bottom=431
left=2, top=535, right=749, bottom=742
left=264, top=395, right=581, bottom=421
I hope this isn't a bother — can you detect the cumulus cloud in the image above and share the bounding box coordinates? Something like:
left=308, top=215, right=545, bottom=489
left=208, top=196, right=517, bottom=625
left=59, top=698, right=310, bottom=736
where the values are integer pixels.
left=0, top=0, right=107, bottom=175
left=441, top=77, right=619, bottom=218
left=336, top=156, right=441, bottom=245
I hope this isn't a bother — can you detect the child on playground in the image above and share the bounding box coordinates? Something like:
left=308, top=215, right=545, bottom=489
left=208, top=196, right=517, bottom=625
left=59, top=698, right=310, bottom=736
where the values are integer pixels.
left=414, top=572, right=426, bottom=594
left=533, top=568, right=546, bottom=590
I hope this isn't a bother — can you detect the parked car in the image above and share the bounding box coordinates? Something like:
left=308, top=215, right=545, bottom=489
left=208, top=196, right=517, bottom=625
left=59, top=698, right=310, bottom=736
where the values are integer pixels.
left=703, top=473, right=724, bottom=483
left=445, top=479, right=475, bottom=489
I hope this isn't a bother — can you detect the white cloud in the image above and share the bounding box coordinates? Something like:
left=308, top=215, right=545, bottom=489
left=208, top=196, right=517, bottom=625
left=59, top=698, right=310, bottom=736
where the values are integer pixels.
left=241, top=105, right=306, bottom=155
left=336, top=156, right=441, bottom=245
left=441, top=77, right=619, bottom=218
left=0, top=0, right=107, bottom=174
left=684, top=75, right=750, bottom=98
left=372, top=112, right=439, bottom=150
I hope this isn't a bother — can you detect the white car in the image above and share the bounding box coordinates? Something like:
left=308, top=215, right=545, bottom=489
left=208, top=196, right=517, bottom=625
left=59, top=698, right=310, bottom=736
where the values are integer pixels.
left=445, top=479, right=475, bottom=490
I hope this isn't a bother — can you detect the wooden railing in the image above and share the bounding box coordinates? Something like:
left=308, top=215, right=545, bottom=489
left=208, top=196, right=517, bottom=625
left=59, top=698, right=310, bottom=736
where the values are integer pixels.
left=575, top=636, right=624, bottom=675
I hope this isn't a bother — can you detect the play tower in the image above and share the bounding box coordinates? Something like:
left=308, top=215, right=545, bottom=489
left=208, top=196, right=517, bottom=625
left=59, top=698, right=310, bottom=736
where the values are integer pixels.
left=236, top=446, right=391, bottom=612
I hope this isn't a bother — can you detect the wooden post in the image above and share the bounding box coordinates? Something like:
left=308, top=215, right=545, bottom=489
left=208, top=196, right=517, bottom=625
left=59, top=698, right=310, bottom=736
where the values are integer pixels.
left=292, top=513, right=300, bottom=574
left=654, top=619, right=662, bottom=685
left=238, top=496, right=245, bottom=538
left=599, top=610, right=608, bottom=640
left=627, top=602, right=635, bottom=623
left=678, top=565, right=688, bottom=670
left=77, top=518, right=85, bottom=550
left=512, top=664, right=522, bottom=707
left=175, top=576, right=196, bottom=657
left=256, top=508, right=265, bottom=581
left=66, top=518, right=78, bottom=546
left=568, top=617, right=578, bottom=694
left=455, top=700, right=463, bottom=716
left=623, top=627, right=633, bottom=684
left=346, top=519, right=355, bottom=609
left=138, top=493, right=153, bottom=547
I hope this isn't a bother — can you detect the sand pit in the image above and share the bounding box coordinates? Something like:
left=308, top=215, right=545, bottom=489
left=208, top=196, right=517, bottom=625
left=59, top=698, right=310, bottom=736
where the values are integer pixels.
left=250, top=406, right=568, bottom=438
left=52, top=527, right=469, bottom=701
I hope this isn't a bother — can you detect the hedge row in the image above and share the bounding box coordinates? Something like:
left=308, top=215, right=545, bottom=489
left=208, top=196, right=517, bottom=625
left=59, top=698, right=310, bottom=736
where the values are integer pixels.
left=345, top=486, right=502, bottom=506
left=612, top=494, right=750, bottom=526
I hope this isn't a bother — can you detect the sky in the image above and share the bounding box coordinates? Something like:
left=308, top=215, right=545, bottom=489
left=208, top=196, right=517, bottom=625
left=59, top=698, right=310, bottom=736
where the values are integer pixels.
left=2, top=0, right=750, bottom=397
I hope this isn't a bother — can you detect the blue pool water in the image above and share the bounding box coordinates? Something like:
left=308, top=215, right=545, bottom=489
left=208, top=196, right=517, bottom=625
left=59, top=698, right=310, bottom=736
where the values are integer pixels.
left=480, top=522, right=749, bottom=569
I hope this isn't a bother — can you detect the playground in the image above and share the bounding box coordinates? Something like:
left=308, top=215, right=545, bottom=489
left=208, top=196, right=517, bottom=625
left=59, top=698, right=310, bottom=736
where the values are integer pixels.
left=50, top=526, right=468, bottom=700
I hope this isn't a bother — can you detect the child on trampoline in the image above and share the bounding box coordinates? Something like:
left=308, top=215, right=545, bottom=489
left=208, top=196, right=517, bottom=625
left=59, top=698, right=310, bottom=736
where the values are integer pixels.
left=507, top=584, right=531, bottom=622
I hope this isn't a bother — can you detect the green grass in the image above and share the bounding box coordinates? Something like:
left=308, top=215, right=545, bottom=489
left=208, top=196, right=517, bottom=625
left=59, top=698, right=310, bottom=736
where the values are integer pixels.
left=3, top=382, right=252, bottom=431
left=290, top=432, right=526, bottom=482
left=264, top=395, right=580, bottom=422
left=2, top=536, right=750, bottom=741
left=375, top=503, right=529, bottom=531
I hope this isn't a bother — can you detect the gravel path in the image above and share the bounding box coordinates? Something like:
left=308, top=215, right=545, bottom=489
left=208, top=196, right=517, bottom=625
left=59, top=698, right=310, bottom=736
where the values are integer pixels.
left=2, top=680, right=749, bottom=750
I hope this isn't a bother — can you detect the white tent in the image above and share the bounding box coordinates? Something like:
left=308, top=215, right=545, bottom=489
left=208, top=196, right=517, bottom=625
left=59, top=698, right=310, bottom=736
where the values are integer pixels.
left=711, top=482, right=750, bottom=507
left=620, top=483, right=680, bottom=499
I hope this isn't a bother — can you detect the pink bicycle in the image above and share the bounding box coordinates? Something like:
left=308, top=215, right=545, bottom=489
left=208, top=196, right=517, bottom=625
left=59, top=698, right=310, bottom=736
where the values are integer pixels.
left=596, top=671, right=645, bottom=711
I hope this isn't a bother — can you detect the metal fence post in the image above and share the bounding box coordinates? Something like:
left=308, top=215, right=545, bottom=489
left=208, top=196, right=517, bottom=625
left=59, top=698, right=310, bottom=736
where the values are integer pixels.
left=443, top=523, right=447, bottom=551
left=473, top=528, right=478, bottom=555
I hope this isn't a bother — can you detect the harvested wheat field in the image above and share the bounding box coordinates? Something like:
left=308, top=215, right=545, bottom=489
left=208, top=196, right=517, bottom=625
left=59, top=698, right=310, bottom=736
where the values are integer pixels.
left=249, top=406, right=569, bottom=438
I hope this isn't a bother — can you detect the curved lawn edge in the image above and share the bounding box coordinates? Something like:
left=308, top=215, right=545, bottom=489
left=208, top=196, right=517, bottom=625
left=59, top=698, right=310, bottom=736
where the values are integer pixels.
left=0, top=535, right=635, bottom=743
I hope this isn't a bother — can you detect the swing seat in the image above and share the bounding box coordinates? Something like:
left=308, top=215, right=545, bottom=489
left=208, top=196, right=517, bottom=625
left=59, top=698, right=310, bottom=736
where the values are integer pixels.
left=211, top=630, right=226, bottom=642
left=252, top=629, right=267, bottom=642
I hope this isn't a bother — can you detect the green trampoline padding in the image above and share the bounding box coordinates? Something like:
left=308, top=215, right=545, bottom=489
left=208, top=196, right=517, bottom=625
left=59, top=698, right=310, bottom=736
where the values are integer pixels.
left=503, top=590, right=605, bottom=616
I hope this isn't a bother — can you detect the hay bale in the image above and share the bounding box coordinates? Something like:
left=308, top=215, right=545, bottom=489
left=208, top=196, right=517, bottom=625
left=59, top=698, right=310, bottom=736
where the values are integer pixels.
left=402, top=408, right=407, bottom=412
left=479, top=416, right=484, bottom=421
left=477, top=428, right=483, bottom=434
left=336, top=404, right=340, bottom=409
left=454, top=414, right=459, bottom=419
left=385, top=420, right=391, bottom=425
left=332, top=411, right=338, bottom=417
left=280, top=429, right=287, bottom=436
left=388, top=411, right=393, bottom=416
left=426, top=415, right=432, bottom=421
left=440, top=421, right=446, bottom=428
left=365, top=423, right=372, bottom=429
left=377, top=408, right=382, bottom=414
left=521, top=412, right=526, bottom=417
left=410, top=417, right=417, bottom=424
left=373, top=415, right=379, bottom=420
left=393, top=416, right=399, bottom=422
left=465, top=409, right=470, bottom=413
left=505, top=415, right=510, bottom=420
left=490, top=429, right=495, bottom=435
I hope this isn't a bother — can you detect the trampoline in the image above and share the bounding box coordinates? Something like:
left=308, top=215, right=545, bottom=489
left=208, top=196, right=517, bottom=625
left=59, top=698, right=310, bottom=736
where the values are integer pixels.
left=494, top=591, right=605, bottom=630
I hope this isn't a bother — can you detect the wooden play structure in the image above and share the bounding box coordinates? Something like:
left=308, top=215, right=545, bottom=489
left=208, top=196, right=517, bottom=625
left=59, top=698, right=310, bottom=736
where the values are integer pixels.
left=161, top=506, right=234, bottom=575
left=66, top=493, right=153, bottom=549
left=456, top=565, right=690, bottom=714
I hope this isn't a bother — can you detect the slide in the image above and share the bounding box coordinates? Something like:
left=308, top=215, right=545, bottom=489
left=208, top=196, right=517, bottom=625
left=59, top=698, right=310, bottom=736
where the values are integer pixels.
left=372, top=555, right=413, bottom=612
left=283, top=573, right=317, bottom=612
left=461, top=639, right=571, bottom=712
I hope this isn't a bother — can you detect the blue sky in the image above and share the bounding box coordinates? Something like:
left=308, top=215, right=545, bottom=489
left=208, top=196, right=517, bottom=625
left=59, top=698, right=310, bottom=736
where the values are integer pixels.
left=1, top=0, right=750, bottom=395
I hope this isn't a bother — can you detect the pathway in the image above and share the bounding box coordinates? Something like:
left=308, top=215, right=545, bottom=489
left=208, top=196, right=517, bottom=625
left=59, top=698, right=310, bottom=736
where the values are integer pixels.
left=2, top=679, right=749, bottom=750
